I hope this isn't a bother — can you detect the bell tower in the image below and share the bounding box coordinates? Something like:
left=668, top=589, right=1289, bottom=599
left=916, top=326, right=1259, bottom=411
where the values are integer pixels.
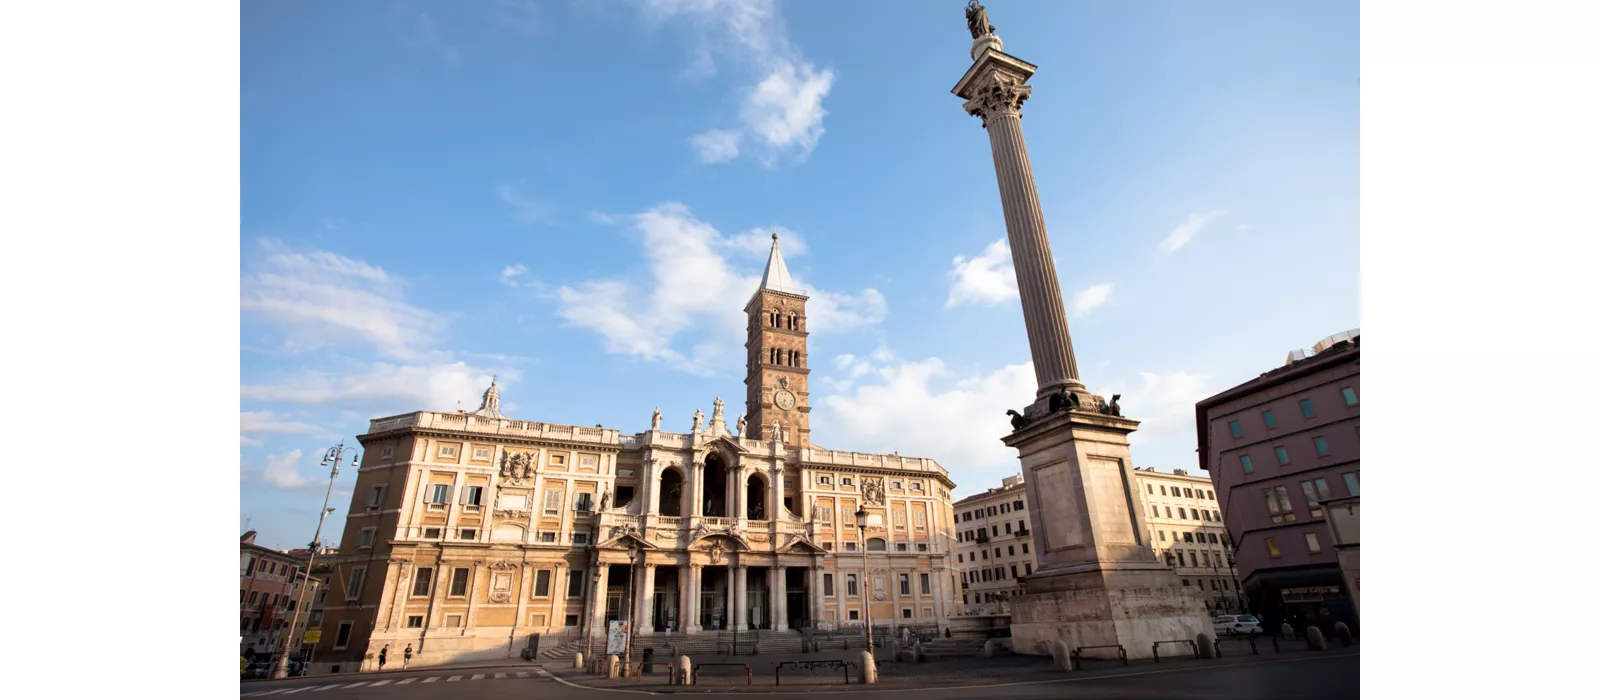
left=743, top=232, right=810, bottom=448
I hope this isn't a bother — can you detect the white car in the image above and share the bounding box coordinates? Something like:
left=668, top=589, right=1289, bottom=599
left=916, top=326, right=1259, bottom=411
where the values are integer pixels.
left=1212, top=614, right=1262, bottom=636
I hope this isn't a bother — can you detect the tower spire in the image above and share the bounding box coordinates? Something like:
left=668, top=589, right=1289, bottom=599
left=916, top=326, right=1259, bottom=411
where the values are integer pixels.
left=757, top=229, right=801, bottom=295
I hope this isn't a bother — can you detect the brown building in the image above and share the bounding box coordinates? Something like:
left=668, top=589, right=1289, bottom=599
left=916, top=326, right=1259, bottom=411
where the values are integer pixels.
left=307, top=235, right=960, bottom=673
left=1196, top=330, right=1360, bottom=635
left=239, top=531, right=319, bottom=663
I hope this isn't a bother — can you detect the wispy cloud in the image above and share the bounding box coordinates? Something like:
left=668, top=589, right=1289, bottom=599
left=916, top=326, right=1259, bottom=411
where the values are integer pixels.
left=495, top=184, right=554, bottom=225
left=490, top=0, right=541, bottom=34
left=1158, top=210, right=1228, bottom=254
left=242, top=361, right=514, bottom=414
left=240, top=239, right=443, bottom=360
left=1071, top=283, right=1114, bottom=317
left=256, top=449, right=321, bottom=491
left=241, top=410, right=330, bottom=438
left=946, top=239, right=1018, bottom=308
left=499, top=264, right=529, bottom=287
left=639, top=0, right=835, bottom=166
left=398, top=11, right=461, bottom=67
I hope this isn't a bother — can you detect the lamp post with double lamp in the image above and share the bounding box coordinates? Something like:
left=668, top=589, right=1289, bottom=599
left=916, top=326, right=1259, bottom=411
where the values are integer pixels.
left=624, top=542, right=640, bottom=678
left=272, top=442, right=356, bottom=679
left=854, top=505, right=873, bottom=657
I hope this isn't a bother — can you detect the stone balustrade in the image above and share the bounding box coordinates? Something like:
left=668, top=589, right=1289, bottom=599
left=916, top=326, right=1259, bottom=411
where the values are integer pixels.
left=364, top=411, right=621, bottom=444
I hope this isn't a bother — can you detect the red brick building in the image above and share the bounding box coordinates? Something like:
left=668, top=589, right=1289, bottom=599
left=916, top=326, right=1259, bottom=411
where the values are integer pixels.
left=1195, top=331, right=1359, bottom=635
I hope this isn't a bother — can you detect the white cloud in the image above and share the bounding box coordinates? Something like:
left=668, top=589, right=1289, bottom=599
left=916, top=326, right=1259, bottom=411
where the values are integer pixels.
left=241, top=239, right=442, bottom=360
left=241, top=410, right=327, bottom=437
left=723, top=225, right=806, bottom=259
left=692, top=129, right=742, bottom=163
left=946, top=239, right=1018, bottom=308
left=258, top=449, right=319, bottom=490
left=499, top=264, right=529, bottom=287
left=1158, top=210, right=1228, bottom=254
left=812, top=356, right=1037, bottom=476
left=1097, top=371, right=1217, bottom=456
left=1071, top=283, right=1114, bottom=317
left=639, top=0, right=834, bottom=165
left=242, top=362, right=514, bottom=415
left=554, top=203, right=882, bottom=374
left=495, top=184, right=553, bottom=225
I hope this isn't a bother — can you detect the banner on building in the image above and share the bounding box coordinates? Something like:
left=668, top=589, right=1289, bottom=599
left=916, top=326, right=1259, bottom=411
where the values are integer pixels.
left=606, top=621, right=629, bottom=655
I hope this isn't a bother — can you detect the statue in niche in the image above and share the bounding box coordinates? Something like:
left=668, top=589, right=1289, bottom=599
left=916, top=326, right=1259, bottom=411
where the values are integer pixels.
left=712, top=396, right=724, bottom=423
left=735, top=413, right=747, bottom=437
left=966, top=1, right=996, bottom=39
left=692, top=408, right=704, bottom=433
left=862, top=478, right=885, bottom=506
left=652, top=406, right=662, bottom=431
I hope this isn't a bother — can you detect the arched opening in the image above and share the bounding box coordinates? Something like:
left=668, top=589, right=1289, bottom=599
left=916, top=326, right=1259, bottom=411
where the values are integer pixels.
left=704, top=453, right=728, bottom=517
left=866, top=538, right=887, bottom=552
left=659, top=468, right=684, bottom=517
left=746, top=473, right=768, bottom=520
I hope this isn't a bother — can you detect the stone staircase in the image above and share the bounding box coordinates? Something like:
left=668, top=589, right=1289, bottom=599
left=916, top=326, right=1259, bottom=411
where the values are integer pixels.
left=541, top=628, right=887, bottom=662
left=915, top=636, right=992, bottom=660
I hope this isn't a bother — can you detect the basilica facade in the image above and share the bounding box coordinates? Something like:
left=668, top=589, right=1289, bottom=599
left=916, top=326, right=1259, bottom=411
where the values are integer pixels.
left=309, top=235, right=960, bottom=671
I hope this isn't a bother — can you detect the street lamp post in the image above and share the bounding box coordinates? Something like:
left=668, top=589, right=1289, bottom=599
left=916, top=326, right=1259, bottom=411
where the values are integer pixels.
left=272, top=442, right=355, bottom=679
left=1226, top=553, right=1248, bottom=615
left=624, top=542, right=639, bottom=678
left=855, top=506, right=873, bottom=657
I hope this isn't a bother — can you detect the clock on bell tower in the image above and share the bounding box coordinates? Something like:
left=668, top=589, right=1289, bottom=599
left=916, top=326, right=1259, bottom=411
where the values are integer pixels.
left=744, top=232, right=810, bottom=448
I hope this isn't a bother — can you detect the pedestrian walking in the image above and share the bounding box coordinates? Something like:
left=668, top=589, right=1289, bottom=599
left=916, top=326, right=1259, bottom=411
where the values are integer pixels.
left=378, top=645, right=388, bottom=671
left=403, top=644, right=413, bottom=669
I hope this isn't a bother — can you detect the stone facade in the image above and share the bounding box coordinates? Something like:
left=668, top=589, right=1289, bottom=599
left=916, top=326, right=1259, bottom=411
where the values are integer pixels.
left=306, top=238, right=959, bottom=673
left=239, top=531, right=319, bottom=662
left=952, top=475, right=1035, bottom=613
left=1131, top=468, right=1242, bottom=613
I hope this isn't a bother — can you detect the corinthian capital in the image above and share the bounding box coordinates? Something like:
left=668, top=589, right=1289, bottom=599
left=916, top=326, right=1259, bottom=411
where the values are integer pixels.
left=963, top=71, right=1032, bottom=126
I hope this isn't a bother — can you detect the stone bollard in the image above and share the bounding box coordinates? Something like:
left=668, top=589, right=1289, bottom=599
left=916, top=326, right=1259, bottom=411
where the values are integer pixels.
left=981, top=639, right=997, bottom=658
left=858, top=650, right=878, bottom=684
left=1334, top=622, right=1354, bottom=647
left=674, top=655, right=692, bottom=686
left=1197, top=632, right=1217, bottom=659
left=1280, top=622, right=1295, bottom=640
left=1049, top=639, right=1073, bottom=671
left=607, top=654, right=621, bottom=679
left=1305, top=626, right=1328, bottom=651
left=573, top=652, right=585, bottom=669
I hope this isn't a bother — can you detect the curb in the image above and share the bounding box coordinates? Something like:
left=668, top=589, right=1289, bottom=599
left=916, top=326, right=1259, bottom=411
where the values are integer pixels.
left=239, top=660, right=546, bottom=684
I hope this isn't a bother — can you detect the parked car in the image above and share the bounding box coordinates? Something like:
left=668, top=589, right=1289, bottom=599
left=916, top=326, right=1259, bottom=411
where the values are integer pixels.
left=1212, top=614, right=1262, bottom=636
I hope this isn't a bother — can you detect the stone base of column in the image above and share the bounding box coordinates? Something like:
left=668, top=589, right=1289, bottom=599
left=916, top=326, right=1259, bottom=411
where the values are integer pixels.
left=1008, top=565, right=1209, bottom=660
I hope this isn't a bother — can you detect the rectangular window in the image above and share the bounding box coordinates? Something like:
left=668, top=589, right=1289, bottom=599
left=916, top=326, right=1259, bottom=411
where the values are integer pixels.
left=412, top=568, right=433, bottom=597
left=1343, top=472, right=1360, bottom=497
left=847, top=574, right=859, bottom=596
left=534, top=570, right=552, bottom=597
left=405, top=615, right=424, bottom=628
left=841, top=477, right=853, bottom=486
left=900, top=573, right=911, bottom=595
left=1300, top=399, right=1315, bottom=418
left=1263, top=410, right=1277, bottom=428
left=849, top=610, right=860, bottom=621
left=1301, top=481, right=1325, bottom=517
left=1147, top=484, right=1154, bottom=494
left=1159, top=531, right=1167, bottom=541
left=1026, top=563, right=1034, bottom=576
left=1342, top=387, right=1358, bottom=406
left=913, top=510, right=927, bottom=531
left=824, top=573, right=835, bottom=597
left=1004, top=522, right=1012, bottom=534
left=1314, top=437, right=1330, bottom=456
left=1188, top=551, right=1199, bottom=567
left=1184, top=488, right=1194, bottom=498
left=357, top=527, right=375, bottom=548
left=902, top=608, right=912, bottom=619
left=917, top=543, right=928, bottom=552
left=895, top=543, right=908, bottom=552
left=430, top=484, right=451, bottom=504
left=1305, top=532, right=1323, bottom=554
left=1014, top=500, right=1024, bottom=511
left=1275, top=446, right=1290, bottom=465
left=539, top=532, right=557, bottom=542
left=999, top=503, right=1008, bottom=513
left=459, top=528, right=477, bottom=540
left=445, top=614, right=463, bottom=628
left=544, top=489, right=564, bottom=516
left=818, top=507, right=832, bottom=523
left=1265, top=537, right=1281, bottom=557
left=424, top=527, right=442, bottom=539
left=449, top=568, right=470, bottom=597
left=845, top=542, right=858, bottom=551
left=1201, top=552, right=1211, bottom=567
left=571, top=532, right=589, bottom=545
left=1207, top=490, right=1214, bottom=500
left=438, top=444, right=458, bottom=459
left=1240, top=454, right=1254, bottom=473
left=1191, top=508, right=1200, bottom=520
left=1178, top=508, right=1187, bottom=520
left=567, top=569, right=585, bottom=598
left=1008, top=545, right=1015, bottom=556
left=462, top=485, right=484, bottom=507
left=1022, top=543, right=1029, bottom=554
left=1009, top=565, right=1018, bottom=578
left=574, top=492, right=593, bottom=513
left=1160, top=485, right=1168, bottom=496
left=366, top=485, right=386, bottom=508
left=818, top=476, right=831, bottom=485
left=1202, top=510, right=1212, bottom=521
left=920, top=573, right=931, bottom=594
left=334, top=621, right=353, bottom=648
left=1228, top=420, right=1242, bottom=438
left=1184, top=532, right=1194, bottom=543
left=1151, top=505, right=1160, bottom=518
left=1165, top=506, right=1173, bottom=518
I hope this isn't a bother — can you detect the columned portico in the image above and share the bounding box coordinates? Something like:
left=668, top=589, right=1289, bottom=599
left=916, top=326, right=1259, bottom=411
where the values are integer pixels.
left=773, top=565, right=788, bottom=631
left=732, top=564, right=749, bottom=630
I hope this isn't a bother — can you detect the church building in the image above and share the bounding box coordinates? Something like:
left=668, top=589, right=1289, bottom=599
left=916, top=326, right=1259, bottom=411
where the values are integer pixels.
left=308, top=234, right=960, bottom=671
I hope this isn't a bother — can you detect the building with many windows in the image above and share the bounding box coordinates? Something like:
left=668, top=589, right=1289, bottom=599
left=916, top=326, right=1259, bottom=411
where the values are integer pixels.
left=952, top=475, right=1034, bottom=613
left=239, top=531, right=321, bottom=663
left=1132, top=468, right=1240, bottom=613
left=1197, top=330, right=1360, bottom=635
left=308, top=235, right=960, bottom=672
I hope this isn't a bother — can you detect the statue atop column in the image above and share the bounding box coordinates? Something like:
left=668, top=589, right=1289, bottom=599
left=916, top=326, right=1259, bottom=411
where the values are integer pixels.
left=652, top=406, right=662, bottom=431
left=711, top=396, right=725, bottom=423
left=966, top=1, right=996, bottom=39
left=692, top=408, right=704, bottom=433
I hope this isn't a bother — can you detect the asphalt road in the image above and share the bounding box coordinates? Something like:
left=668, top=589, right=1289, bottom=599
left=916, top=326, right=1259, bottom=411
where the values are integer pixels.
left=242, top=653, right=1358, bottom=699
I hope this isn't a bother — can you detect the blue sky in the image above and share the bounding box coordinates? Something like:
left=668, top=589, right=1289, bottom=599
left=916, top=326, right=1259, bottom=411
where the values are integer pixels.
left=239, top=0, right=1357, bottom=550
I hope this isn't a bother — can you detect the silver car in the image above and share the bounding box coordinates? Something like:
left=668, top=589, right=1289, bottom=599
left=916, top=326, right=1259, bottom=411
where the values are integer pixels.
left=1212, top=614, right=1262, bottom=636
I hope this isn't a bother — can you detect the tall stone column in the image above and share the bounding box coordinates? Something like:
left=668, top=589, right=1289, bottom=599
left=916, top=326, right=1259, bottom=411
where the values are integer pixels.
left=690, top=461, right=703, bottom=517
left=954, top=32, right=1085, bottom=405
left=734, top=467, right=748, bottom=520
left=685, top=564, right=702, bottom=633
left=588, top=564, right=609, bottom=639
left=642, top=457, right=658, bottom=516
left=637, top=563, right=656, bottom=633
left=810, top=565, right=824, bottom=630
left=732, top=565, right=748, bottom=630
left=550, top=562, right=568, bottom=630
left=773, top=565, right=788, bottom=631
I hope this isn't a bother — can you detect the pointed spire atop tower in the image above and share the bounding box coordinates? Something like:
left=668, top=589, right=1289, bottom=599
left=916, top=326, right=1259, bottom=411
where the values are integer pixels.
left=470, top=376, right=506, bottom=419
left=758, top=228, right=801, bottom=295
